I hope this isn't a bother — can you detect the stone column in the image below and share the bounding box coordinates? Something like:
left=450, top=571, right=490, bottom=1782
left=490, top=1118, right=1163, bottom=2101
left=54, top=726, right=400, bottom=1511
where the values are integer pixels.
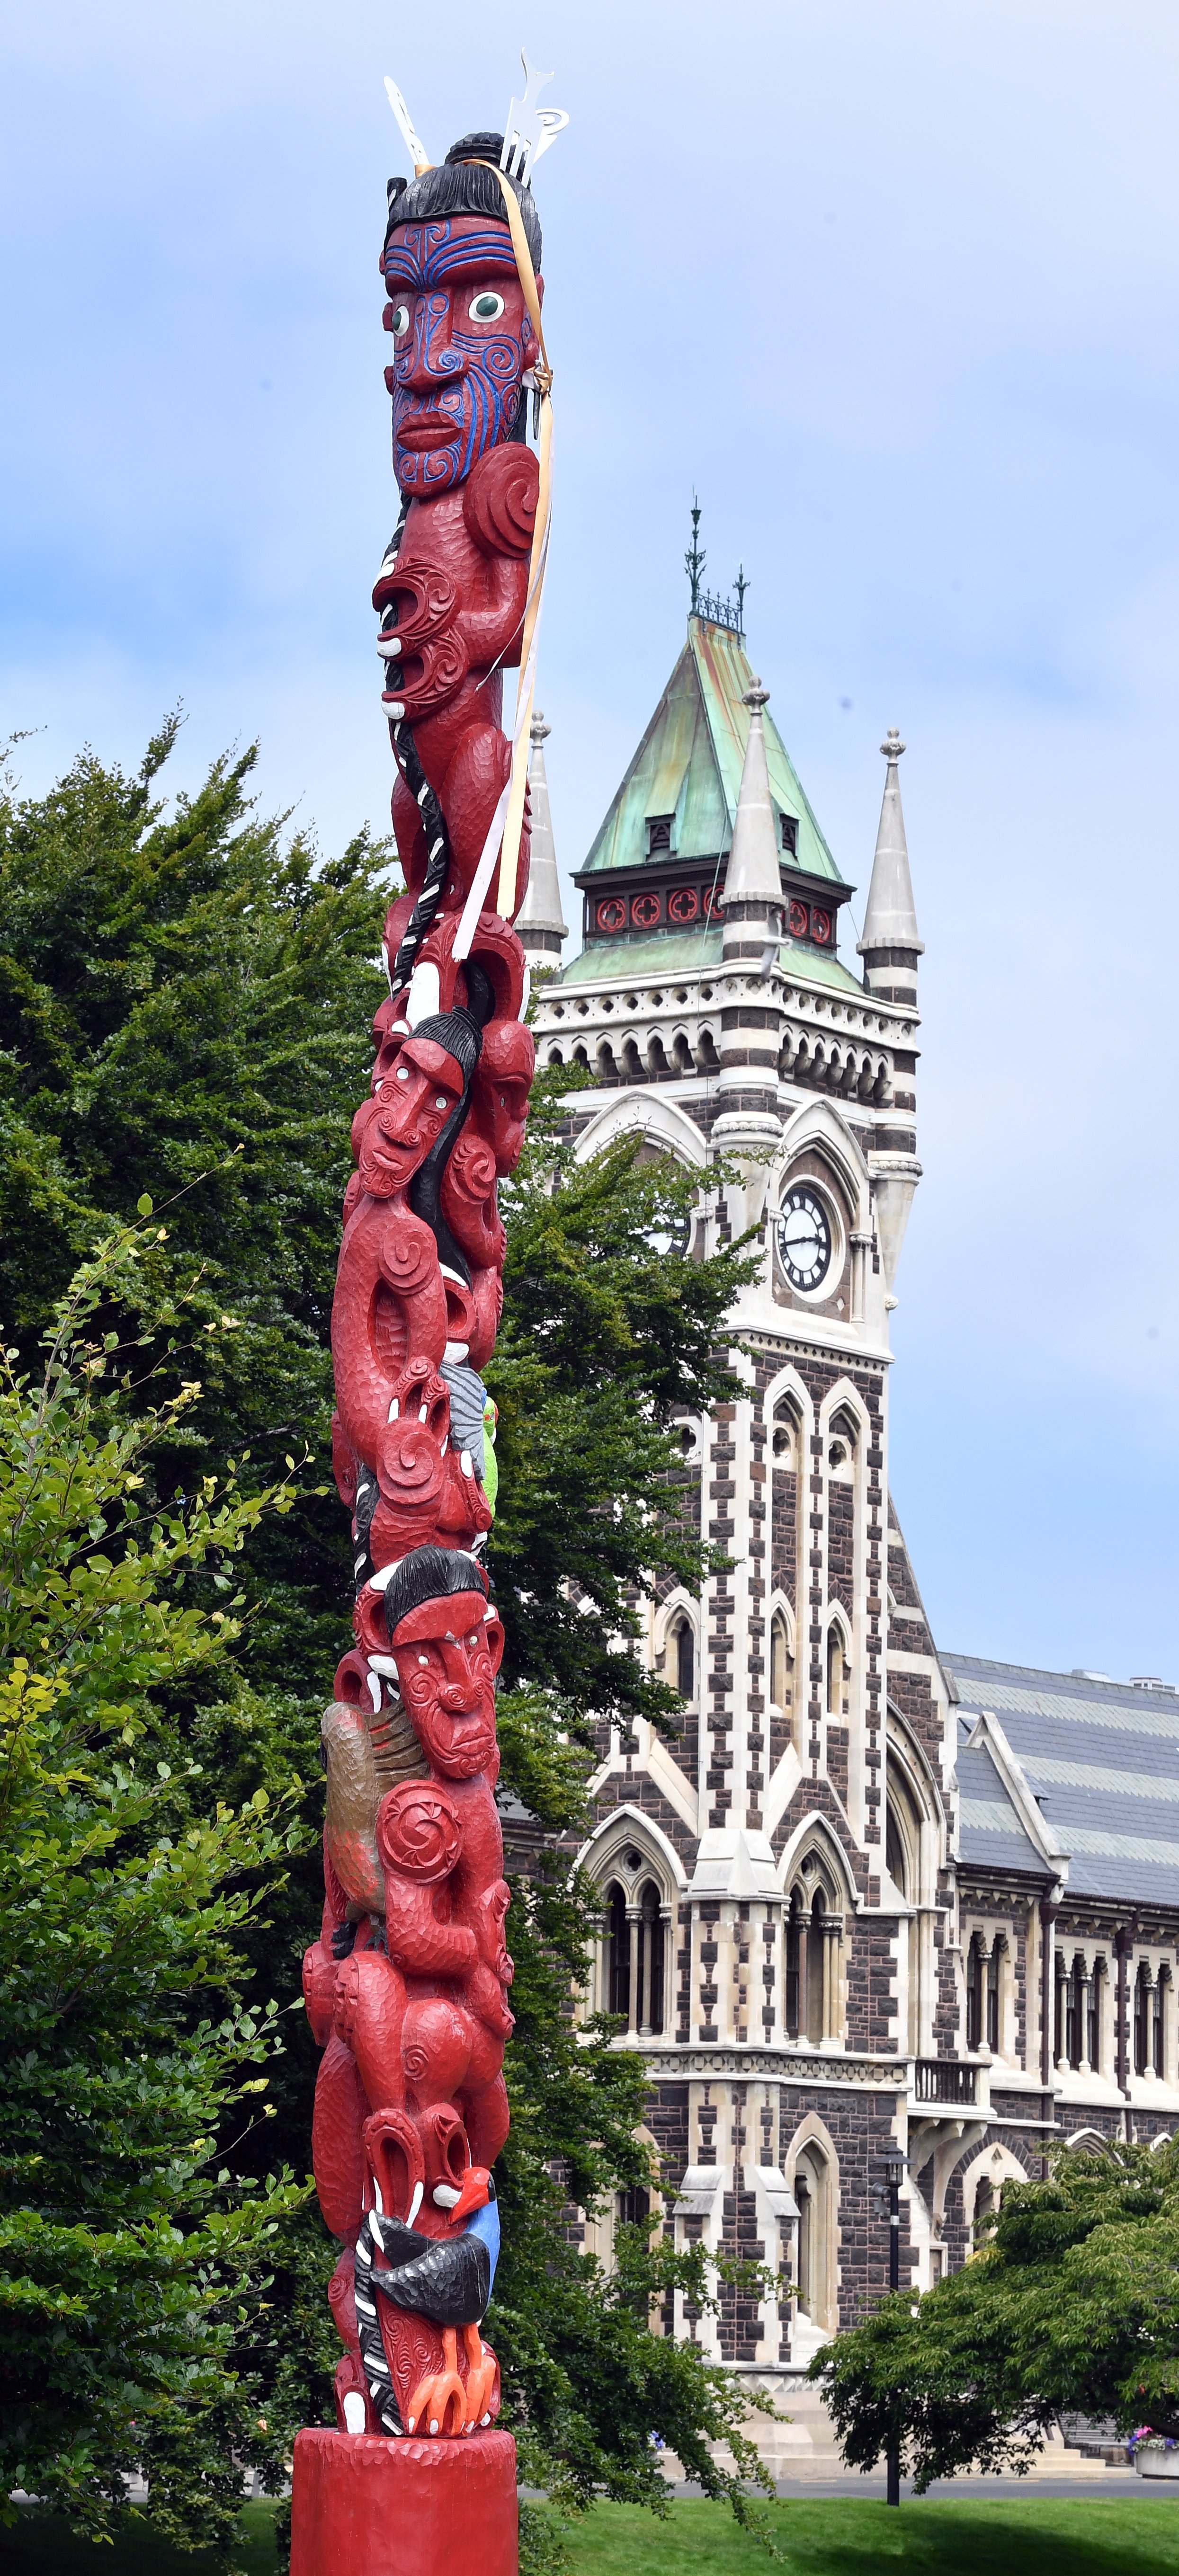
left=1078, top=1962, right=1093, bottom=2076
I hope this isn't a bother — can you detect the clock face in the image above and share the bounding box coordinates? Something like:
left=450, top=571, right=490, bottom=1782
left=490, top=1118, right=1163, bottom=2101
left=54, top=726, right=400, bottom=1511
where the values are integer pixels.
left=777, top=1187, right=833, bottom=1292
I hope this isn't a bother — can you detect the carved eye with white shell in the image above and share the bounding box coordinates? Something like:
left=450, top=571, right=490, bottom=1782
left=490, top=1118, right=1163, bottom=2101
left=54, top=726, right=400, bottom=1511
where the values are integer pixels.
left=468, top=290, right=506, bottom=323
left=389, top=302, right=411, bottom=338
left=418, top=1653, right=429, bottom=1667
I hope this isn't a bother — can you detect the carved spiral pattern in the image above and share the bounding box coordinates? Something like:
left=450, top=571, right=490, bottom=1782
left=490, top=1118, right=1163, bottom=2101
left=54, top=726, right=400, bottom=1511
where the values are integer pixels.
left=462, top=443, right=538, bottom=562
left=376, top=1781, right=463, bottom=1884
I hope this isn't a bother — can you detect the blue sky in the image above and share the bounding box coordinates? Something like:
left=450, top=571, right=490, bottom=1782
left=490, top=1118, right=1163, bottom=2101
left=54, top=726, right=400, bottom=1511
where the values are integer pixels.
left=2, top=2, right=1177, bottom=1681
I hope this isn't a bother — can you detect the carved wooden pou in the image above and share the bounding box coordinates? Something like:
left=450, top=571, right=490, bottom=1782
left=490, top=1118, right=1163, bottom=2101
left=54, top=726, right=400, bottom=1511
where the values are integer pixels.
left=291, top=96, right=557, bottom=2576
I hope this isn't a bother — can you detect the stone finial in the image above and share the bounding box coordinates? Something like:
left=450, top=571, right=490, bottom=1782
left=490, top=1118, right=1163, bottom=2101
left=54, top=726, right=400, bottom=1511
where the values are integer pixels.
left=858, top=724, right=922, bottom=961
left=516, top=708, right=567, bottom=952
left=722, top=684, right=783, bottom=912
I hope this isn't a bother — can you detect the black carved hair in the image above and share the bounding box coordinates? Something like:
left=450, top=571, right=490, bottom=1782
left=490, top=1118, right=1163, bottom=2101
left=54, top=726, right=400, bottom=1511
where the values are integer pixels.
left=413, top=1005, right=482, bottom=1083
left=408, top=1004, right=483, bottom=1287
left=384, top=1544, right=490, bottom=1643
left=384, top=132, right=541, bottom=267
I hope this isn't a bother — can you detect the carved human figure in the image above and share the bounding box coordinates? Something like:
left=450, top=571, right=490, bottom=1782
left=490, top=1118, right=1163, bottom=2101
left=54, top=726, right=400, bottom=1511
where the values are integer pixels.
left=374, top=141, right=545, bottom=995
left=302, top=1548, right=512, bottom=2438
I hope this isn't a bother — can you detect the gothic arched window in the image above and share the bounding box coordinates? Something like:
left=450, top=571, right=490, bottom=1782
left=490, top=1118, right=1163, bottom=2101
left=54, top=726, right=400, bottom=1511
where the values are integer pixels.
left=596, top=1849, right=670, bottom=2040
left=786, top=1889, right=804, bottom=2038
left=807, top=1888, right=827, bottom=2043
left=1134, top=1966, right=1151, bottom=2078
left=637, top=1879, right=665, bottom=2036
left=673, top=1617, right=695, bottom=1703
left=885, top=1798, right=909, bottom=1897
left=793, top=2139, right=835, bottom=2327
left=966, top=1935, right=983, bottom=2052
left=785, top=1866, right=843, bottom=2045
left=987, top=1945, right=1001, bottom=2055
left=825, top=1623, right=846, bottom=1717
left=770, top=1611, right=792, bottom=1717
left=606, top=1883, right=630, bottom=2021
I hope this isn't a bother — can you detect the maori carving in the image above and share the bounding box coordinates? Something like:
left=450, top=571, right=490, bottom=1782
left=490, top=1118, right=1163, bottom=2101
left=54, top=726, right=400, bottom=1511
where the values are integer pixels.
left=297, top=89, right=559, bottom=2474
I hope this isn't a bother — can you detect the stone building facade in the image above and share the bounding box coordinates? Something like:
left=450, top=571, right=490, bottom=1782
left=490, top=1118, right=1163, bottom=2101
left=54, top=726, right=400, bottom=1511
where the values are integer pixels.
left=524, top=604, right=1179, bottom=2427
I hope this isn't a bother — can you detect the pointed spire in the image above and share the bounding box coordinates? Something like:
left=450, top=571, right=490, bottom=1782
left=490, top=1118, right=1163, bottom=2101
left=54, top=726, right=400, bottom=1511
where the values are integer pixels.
left=685, top=495, right=705, bottom=612
left=858, top=728, right=923, bottom=966
left=722, top=683, right=784, bottom=910
left=516, top=710, right=568, bottom=959
left=715, top=683, right=786, bottom=1148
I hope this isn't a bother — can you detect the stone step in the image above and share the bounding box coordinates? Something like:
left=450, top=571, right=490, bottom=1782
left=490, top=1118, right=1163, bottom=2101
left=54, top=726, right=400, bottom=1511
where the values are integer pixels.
left=668, top=2381, right=1125, bottom=2482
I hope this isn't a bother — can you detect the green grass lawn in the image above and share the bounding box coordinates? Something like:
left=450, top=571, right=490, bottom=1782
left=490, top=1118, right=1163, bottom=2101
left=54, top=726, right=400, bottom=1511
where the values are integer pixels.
left=562, top=2495, right=1179, bottom=2576
left=8, top=2493, right=1179, bottom=2576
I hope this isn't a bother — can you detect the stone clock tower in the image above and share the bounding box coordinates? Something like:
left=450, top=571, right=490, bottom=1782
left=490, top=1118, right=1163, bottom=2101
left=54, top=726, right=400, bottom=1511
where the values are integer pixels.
left=527, top=592, right=1179, bottom=2466
left=528, top=594, right=939, bottom=2390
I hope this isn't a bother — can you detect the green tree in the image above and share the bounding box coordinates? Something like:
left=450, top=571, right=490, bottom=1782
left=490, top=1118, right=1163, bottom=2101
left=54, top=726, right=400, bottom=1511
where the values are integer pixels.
left=812, top=2138, right=1179, bottom=2488
left=491, top=1085, right=741, bottom=1732
left=0, top=718, right=394, bottom=2231
left=0, top=1232, right=309, bottom=2556
left=0, top=715, right=393, bottom=1693
left=0, top=729, right=777, bottom=2549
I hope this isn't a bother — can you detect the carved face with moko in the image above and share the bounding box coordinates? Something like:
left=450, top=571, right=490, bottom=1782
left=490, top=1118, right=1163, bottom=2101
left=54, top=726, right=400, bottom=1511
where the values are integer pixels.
left=384, top=216, right=542, bottom=492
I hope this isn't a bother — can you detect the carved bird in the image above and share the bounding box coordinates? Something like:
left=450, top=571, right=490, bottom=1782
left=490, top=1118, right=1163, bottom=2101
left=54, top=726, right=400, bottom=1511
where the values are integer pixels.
left=353, top=2166, right=500, bottom=2436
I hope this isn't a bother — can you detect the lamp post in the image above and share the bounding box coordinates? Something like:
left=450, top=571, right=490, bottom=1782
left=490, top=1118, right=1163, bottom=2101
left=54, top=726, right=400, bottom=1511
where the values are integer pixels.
left=878, top=2150, right=908, bottom=2507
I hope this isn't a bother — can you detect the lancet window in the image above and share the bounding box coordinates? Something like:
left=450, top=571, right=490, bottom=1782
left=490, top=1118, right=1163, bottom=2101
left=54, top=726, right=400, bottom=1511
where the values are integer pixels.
left=598, top=1847, right=670, bottom=2039
left=660, top=1602, right=697, bottom=1705
left=1132, top=1962, right=1166, bottom=2079
left=784, top=1859, right=844, bottom=2044
left=966, top=1931, right=1009, bottom=2058
left=769, top=1608, right=793, bottom=1726
left=825, top=1618, right=850, bottom=1719
left=1054, top=1949, right=1104, bottom=2074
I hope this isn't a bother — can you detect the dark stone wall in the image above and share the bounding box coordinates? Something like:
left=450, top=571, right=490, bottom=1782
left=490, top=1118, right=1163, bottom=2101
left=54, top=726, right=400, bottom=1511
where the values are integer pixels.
left=589, top=1766, right=699, bottom=1872
left=844, top=1918, right=902, bottom=2053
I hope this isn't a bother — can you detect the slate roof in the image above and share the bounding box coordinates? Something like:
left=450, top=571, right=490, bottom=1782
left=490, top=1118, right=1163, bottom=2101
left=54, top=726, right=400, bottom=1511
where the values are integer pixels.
left=581, top=615, right=848, bottom=888
left=954, top=1731, right=1047, bottom=1877
left=945, top=1653, right=1179, bottom=1910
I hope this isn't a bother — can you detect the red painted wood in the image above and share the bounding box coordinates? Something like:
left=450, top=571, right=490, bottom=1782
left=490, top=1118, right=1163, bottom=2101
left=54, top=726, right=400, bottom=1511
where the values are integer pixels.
left=290, top=2430, right=517, bottom=2576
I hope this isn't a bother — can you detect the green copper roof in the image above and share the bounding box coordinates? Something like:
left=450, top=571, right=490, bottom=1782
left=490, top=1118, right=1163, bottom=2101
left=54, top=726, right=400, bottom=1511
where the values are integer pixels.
left=556, top=927, right=865, bottom=997
left=560, top=927, right=724, bottom=984
left=581, top=616, right=846, bottom=887
left=776, top=939, right=865, bottom=996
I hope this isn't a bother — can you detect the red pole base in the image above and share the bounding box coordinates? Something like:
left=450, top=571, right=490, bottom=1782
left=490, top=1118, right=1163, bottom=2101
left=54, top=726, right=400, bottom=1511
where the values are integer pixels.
left=290, top=2428, right=518, bottom=2576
